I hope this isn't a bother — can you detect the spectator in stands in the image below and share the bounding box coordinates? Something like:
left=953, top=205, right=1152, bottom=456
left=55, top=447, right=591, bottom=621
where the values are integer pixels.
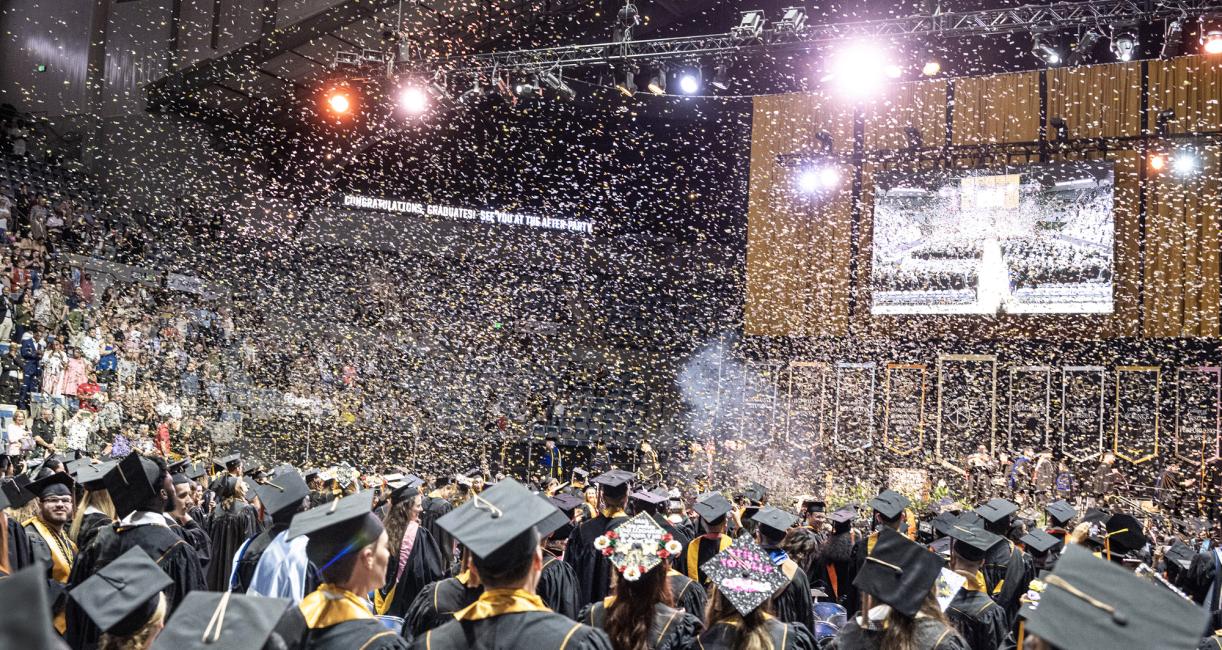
left=40, top=338, right=67, bottom=398
left=63, top=408, right=95, bottom=457
left=60, top=347, right=88, bottom=404
left=76, top=370, right=102, bottom=413
left=3, top=409, right=31, bottom=476
left=0, top=191, right=12, bottom=233
left=31, top=408, right=56, bottom=455
left=17, top=324, right=43, bottom=409
left=0, top=344, right=20, bottom=403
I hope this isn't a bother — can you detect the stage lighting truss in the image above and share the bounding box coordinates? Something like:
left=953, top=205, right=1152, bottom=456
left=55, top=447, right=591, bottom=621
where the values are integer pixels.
left=1161, top=12, right=1187, bottom=57
left=1064, top=28, right=1101, bottom=65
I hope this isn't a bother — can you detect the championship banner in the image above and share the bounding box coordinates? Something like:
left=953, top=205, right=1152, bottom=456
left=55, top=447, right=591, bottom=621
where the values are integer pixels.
left=1008, top=366, right=1051, bottom=451
left=884, top=363, right=927, bottom=456
left=787, top=362, right=831, bottom=446
left=887, top=467, right=930, bottom=502
left=935, top=355, right=997, bottom=463
left=1061, top=366, right=1107, bottom=463
left=1113, top=366, right=1160, bottom=465
left=741, top=361, right=782, bottom=440
left=1174, top=367, right=1220, bottom=467
left=833, top=362, right=876, bottom=452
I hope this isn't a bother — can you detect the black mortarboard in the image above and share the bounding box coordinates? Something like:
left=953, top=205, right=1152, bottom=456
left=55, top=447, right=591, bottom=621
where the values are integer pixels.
left=828, top=507, right=856, bottom=525
left=287, top=491, right=383, bottom=569
left=1082, top=507, right=1109, bottom=525
left=853, top=528, right=946, bottom=617
left=104, top=453, right=163, bottom=518
left=70, top=546, right=172, bottom=636
left=213, top=453, right=240, bottom=472
left=303, top=468, right=320, bottom=481
left=800, top=497, right=825, bottom=513
left=1164, top=541, right=1195, bottom=571
left=151, top=592, right=291, bottom=650
left=694, top=492, right=734, bottom=523
left=167, top=459, right=189, bottom=475
left=28, top=471, right=74, bottom=499
left=946, top=521, right=1003, bottom=562
left=742, top=482, right=767, bottom=503
left=1023, top=545, right=1206, bottom=650
left=184, top=461, right=207, bottom=480
left=702, top=534, right=791, bottom=616
left=77, top=460, right=117, bottom=491
left=869, top=490, right=911, bottom=520
left=591, top=469, right=634, bottom=498
left=931, top=512, right=958, bottom=537
left=630, top=489, right=668, bottom=513
left=64, top=457, right=94, bottom=478
left=0, top=563, right=57, bottom=647
left=1020, top=529, right=1062, bottom=555
left=253, top=467, right=309, bottom=516
left=1103, top=513, right=1147, bottom=556
left=536, top=496, right=570, bottom=538
left=549, top=493, right=584, bottom=515
left=1045, top=500, right=1077, bottom=526
left=390, top=482, right=421, bottom=504
left=1, top=475, right=34, bottom=508
left=752, top=506, right=799, bottom=540
left=436, top=478, right=555, bottom=572
left=974, top=498, right=1019, bottom=524
left=572, top=468, right=589, bottom=482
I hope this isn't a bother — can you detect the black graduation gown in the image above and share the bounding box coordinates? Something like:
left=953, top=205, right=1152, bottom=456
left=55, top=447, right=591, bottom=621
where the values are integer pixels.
left=206, top=501, right=258, bottom=591
left=981, top=539, right=1033, bottom=624
left=75, top=511, right=111, bottom=551
left=577, top=600, right=702, bottom=650
left=699, top=616, right=818, bottom=650
left=678, top=534, right=731, bottom=586
left=1188, top=549, right=1220, bottom=607
left=402, top=576, right=483, bottom=640
left=64, top=519, right=207, bottom=649
left=413, top=610, right=614, bottom=650
left=826, top=617, right=970, bottom=650
left=419, top=496, right=455, bottom=566
left=653, top=513, right=693, bottom=549
left=668, top=570, right=707, bottom=623
left=771, top=559, right=815, bottom=636
left=177, top=517, right=212, bottom=571
left=187, top=505, right=206, bottom=524
left=565, top=513, right=630, bottom=607
left=297, top=616, right=409, bottom=649
left=811, top=529, right=860, bottom=613
left=379, top=526, right=448, bottom=618
left=2, top=515, right=33, bottom=576
left=23, top=521, right=73, bottom=616
left=232, top=522, right=288, bottom=594
left=538, top=552, right=581, bottom=620
left=946, top=585, right=1009, bottom=650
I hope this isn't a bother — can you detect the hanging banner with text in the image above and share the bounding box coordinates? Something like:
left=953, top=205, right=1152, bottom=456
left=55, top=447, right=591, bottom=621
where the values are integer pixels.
left=786, top=362, right=831, bottom=447
left=341, top=194, right=595, bottom=235
left=833, top=362, right=876, bottom=452
left=936, top=355, right=997, bottom=464
left=1061, top=366, right=1107, bottom=463
left=1113, top=366, right=1160, bottom=465
left=1008, top=366, right=1052, bottom=451
left=884, top=363, right=927, bottom=456
left=1174, top=366, right=1220, bottom=467
left=740, top=361, right=782, bottom=441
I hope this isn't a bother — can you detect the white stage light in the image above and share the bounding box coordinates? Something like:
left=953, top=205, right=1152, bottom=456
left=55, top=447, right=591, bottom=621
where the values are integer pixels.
left=400, top=86, right=428, bottom=114
left=678, top=72, right=700, bottom=94
left=1204, top=30, right=1222, bottom=55
left=797, top=166, right=839, bottom=193
left=826, top=42, right=893, bottom=99
left=1172, top=152, right=1198, bottom=175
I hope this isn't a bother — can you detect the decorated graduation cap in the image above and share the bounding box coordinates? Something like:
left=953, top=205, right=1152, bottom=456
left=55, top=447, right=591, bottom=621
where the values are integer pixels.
left=1022, top=544, right=1206, bottom=650
left=104, top=453, right=164, bottom=518
left=694, top=491, right=734, bottom=523
left=853, top=527, right=946, bottom=617
left=435, top=478, right=555, bottom=575
left=1045, top=499, right=1077, bottom=526
left=0, top=563, right=58, bottom=648
left=252, top=467, right=309, bottom=517
left=1164, top=541, right=1195, bottom=571
left=591, top=469, right=634, bottom=499
left=702, top=534, right=791, bottom=616
left=70, top=546, right=172, bottom=637
left=945, top=521, right=1003, bottom=562
left=287, top=490, right=383, bottom=570
left=751, top=506, right=799, bottom=541
left=869, top=490, right=911, bottom=520
left=28, top=471, right=74, bottom=499
left=151, top=591, right=292, bottom=650
left=1020, top=529, right=1062, bottom=556
left=595, top=513, right=682, bottom=582
left=974, top=498, right=1019, bottom=524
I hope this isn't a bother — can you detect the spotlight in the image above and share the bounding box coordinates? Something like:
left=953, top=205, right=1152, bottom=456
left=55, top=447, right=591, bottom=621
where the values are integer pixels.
left=399, top=86, right=428, bottom=114
left=1066, top=29, right=1100, bottom=66
left=1162, top=14, right=1185, bottom=58
left=732, top=10, right=766, bottom=40
left=1204, top=30, right=1222, bottom=55
left=614, top=64, right=638, bottom=96
left=1049, top=116, right=1068, bottom=142
left=514, top=75, right=540, bottom=97
left=710, top=62, right=731, bottom=91
left=1171, top=151, right=1199, bottom=175
left=776, top=7, right=807, bottom=33
left=797, top=166, right=840, bottom=193
left=1032, top=32, right=1062, bottom=65
left=677, top=67, right=701, bottom=95
left=921, top=60, right=941, bottom=76
left=1111, top=31, right=1138, bottom=61
left=825, top=41, right=894, bottom=100
left=539, top=69, right=575, bottom=101
left=647, top=67, right=667, bottom=95
left=326, top=90, right=352, bottom=115
left=1148, top=152, right=1167, bottom=171
left=613, top=2, right=641, bottom=42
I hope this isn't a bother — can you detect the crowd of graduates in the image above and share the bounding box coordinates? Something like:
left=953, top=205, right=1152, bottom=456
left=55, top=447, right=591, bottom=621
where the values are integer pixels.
left=0, top=446, right=1219, bottom=650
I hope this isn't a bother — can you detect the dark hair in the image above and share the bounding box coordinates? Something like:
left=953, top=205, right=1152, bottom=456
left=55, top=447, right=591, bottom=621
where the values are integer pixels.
left=383, top=497, right=419, bottom=554
left=605, top=565, right=672, bottom=650
left=138, top=455, right=170, bottom=513
left=473, top=528, right=537, bottom=588
left=319, top=549, right=361, bottom=584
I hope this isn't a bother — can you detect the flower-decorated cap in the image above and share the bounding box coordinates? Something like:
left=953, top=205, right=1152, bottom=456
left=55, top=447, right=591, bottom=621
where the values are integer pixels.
left=593, top=513, right=681, bottom=582
left=701, top=535, right=791, bottom=616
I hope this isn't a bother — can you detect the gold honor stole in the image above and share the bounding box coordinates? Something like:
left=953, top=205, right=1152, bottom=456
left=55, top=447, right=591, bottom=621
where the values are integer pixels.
left=300, top=584, right=376, bottom=629
left=25, top=517, right=75, bottom=633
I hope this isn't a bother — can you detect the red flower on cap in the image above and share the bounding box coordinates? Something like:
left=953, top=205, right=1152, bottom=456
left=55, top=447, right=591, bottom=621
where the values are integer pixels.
left=661, top=533, right=673, bottom=542
left=606, top=530, right=618, bottom=540
left=602, top=547, right=614, bottom=557
left=657, top=549, right=670, bottom=560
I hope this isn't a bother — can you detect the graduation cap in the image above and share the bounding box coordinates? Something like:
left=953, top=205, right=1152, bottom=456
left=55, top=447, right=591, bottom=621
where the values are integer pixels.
left=868, top=490, right=911, bottom=520
left=213, top=453, right=241, bottom=472
left=1081, top=507, right=1109, bottom=525
left=598, top=513, right=675, bottom=580
left=64, top=456, right=95, bottom=479
left=1103, top=513, right=1147, bottom=558
left=389, top=475, right=424, bottom=504
left=0, top=563, right=58, bottom=648
left=1164, top=541, right=1195, bottom=571
left=571, top=468, right=589, bottom=483
left=931, top=512, right=958, bottom=537
left=303, top=468, right=320, bottom=481
left=591, top=469, right=634, bottom=499
left=751, top=506, right=799, bottom=540
left=855, top=528, right=946, bottom=618
left=1020, top=529, right=1062, bottom=556
left=944, top=521, right=1003, bottom=562
left=1022, top=545, right=1207, bottom=650
left=549, top=492, right=584, bottom=516
left=630, top=489, right=668, bottom=513
left=70, top=546, right=172, bottom=637
left=436, top=478, right=555, bottom=573
left=701, top=535, right=791, bottom=616
left=104, top=453, right=165, bottom=518
left=536, top=496, right=571, bottom=539
left=287, top=491, right=382, bottom=570
left=742, top=482, right=767, bottom=504
left=1045, top=499, right=1078, bottom=526
left=27, top=471, right=74, bottom=499
left=151, top=591, right=292, bottom=650
left=799, top=496, right=825, bottom=513
left=828, top=507, right=856, bottom=526
left=694, top=491, right=734, bottom=523
left=1, top=475, right=34, bottom=509
left=974, top=498, right=1019, bottom=524
left=167, top=459, right=189, bottom=475
left=253, top=467, right=309, bottom=517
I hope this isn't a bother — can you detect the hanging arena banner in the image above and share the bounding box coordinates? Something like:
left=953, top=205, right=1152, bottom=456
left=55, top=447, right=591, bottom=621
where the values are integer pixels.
left=740, top=361, right=782, bottom=440
left=1113, top=366, right=1161, bottom=465
left=1061, top=366, right=1107, bottom=463
left=1174, top=366, right=1220, bottom=468
left=786, top=361, right=831, bottom=446
left=883, top=363, right=927, bottom=456
left=1008, top=366, right=1052, bottom=451
left=936, top=354, right=998, bottom=464
left=833, top=362, right=876, bottom=452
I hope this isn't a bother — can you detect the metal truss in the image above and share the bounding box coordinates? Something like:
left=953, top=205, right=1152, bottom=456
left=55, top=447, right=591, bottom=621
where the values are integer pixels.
left=334, top=0, right=1218, bottom=76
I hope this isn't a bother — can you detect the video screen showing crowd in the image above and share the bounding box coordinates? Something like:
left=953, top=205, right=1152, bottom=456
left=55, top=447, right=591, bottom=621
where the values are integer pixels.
left=1, top=444, right=1220, bottom=650
left=871, top=162, right=1115, bottom=316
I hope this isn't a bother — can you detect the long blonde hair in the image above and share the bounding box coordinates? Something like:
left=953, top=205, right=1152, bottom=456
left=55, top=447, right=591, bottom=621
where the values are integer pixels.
left=98, top=591, right=166, bottom=650
left=70, top=490, right=116, bottom=542
left=705, top=586, right=773, bottom=650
